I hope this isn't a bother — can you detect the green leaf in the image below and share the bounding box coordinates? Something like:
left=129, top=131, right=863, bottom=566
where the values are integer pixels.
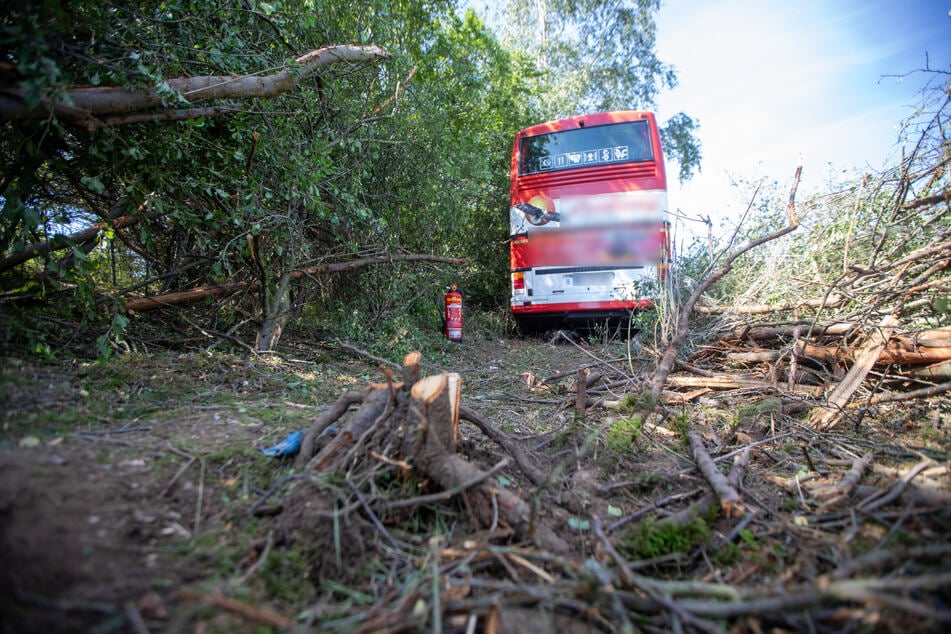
left=81, top=175, right=106, bottom=194
left=567, top=517, right=590, bottom=531
left=738, top=529, right=757, bottom=549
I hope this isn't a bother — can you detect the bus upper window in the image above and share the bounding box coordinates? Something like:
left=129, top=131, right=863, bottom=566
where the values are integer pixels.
left=519, top=120, right=653, bottom=175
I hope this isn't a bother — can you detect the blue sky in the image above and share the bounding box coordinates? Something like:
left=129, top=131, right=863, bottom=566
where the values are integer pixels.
left=654, top=0, right=951, bottom=228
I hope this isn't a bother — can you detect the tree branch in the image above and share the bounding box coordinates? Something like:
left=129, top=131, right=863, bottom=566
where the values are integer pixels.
left=1, top=44, right=391, bottom=125
left=649, top=165, right=802, bottom=400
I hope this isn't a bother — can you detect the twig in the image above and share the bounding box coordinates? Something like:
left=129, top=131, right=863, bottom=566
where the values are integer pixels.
left=460, top=405, right=546, bottom=486
left=232, top=530, right=274, bottom=586
left=430, top=537, right=442, bottom=634
left=124, top=601, right=149, bottom=634
left=649, top=164, right=802, bottom=401
left=829, top=543, right=951, bottom=580
left=158, top=456, right=196, bottom=498
left=810, top=313, right=900, bottom=428
left=857, top=458, right=932, bottom=513
left=853, top=379, right=951, bottom=405
left=76, top=425, right=152, bottom=436
left=605, top=488, right=705, bottom=533
left=506, top=552, right=556, bottom=583
left=544, top=357, right=627, bottom=382
left=575, top=369, right=588, bottom=419
left=593, top=517, right=720, bottom=634
left=178, top=588, right=292, bottom=628
left=333, top=337, right=401, bottom=370
left=812, top=453, right=873, bottom=505
left=248, top=473, right=317, bottom=516
left=687, top=431, right=745, bottom=516
left=348, top=479, right=401, bottom=551
left=382, top=458, right=509, bottom=511
left=554, top=331, right=632, bottom=380
left=193, top=458, right=205, bottom=537
left=70, top=433, right=135, bottom=447
left=297, top=390, right=365, bottom=466
left=671, top=431, right=793, bottom=477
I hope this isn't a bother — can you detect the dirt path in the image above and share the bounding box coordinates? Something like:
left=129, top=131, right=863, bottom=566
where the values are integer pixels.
left=1, top=336, right=949, bottom=633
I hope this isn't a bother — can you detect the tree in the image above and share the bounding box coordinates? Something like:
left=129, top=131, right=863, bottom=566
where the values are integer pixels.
left=496, top=0, right=702, bottom=180
left=0, top=1, right=542, bottom=355
left=0, top=0, right=459, bottom=352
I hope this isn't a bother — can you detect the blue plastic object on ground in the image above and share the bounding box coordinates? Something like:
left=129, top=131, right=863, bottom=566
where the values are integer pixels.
left=259, top=426, right=338, bottom=457
left=260, top=430, right=304, bottom=457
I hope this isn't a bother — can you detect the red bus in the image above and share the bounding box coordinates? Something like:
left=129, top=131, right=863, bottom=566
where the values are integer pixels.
left=509, top=111, right=669, bottom=331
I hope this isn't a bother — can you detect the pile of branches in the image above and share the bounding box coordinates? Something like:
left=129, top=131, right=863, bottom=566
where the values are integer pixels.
left=190, top=345, right=951, bottom=633
left=667, top=71, right=951, bottom=427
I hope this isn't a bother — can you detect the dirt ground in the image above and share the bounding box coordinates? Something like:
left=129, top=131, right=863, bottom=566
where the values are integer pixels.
left=1, top=334, right=949, bottom=633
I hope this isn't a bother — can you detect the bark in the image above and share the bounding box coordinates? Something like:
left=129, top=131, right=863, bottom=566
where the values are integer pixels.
left=308, top=386, right=393, bottom=471
left=574, top=369, right=589, bottom=419
left=687, top=431, right=745, bottom=517
left=695, top=295, right=843, bottom=315
left=405, top=375, right=567, bottom=553
left=256, top=264, right=293, bottom=352
left=811, top=453, right=873, bottom=509
left=809, top=314, right=900, bottom=429
left=650, top=448, right=749, bottom=529
left=125, top=282, right=248, bottom=312
left=798, top=340, right=951, bottom=366
left=736, top=321, right=856, bottom=341
left=296, top=390, right=365, bottom=468
left=665, top=374, right=820, bottom=395
left=909, top=360, right=951, bottom=381
left=459, top=405, right=547, bottom=487
left=1, top=45, right=391, bottom=126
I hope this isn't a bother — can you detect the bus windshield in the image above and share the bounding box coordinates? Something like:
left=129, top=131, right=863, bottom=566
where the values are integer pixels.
left=519, top=120, right=653, bottom=175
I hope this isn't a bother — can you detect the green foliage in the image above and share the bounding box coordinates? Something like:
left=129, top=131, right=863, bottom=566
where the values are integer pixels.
left=1, top=0, right=701, bottom=354
left=696, top=74, right=950, bottom=326
left=668, top=408, right=690, bottom=440
left=614, top=391, right=657, bottom=415
left=619, top=513, right=713, bottom=559
left=606, top=415, right=643, bottom=450
left=497, top=0, right=701, bottom=180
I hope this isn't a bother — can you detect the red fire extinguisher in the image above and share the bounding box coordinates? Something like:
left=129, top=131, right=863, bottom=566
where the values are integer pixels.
left=443, top=285, right=463, bottom=342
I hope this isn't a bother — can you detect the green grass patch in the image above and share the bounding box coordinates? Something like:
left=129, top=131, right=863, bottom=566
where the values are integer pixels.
left=606, top=415, right=643, bottom=451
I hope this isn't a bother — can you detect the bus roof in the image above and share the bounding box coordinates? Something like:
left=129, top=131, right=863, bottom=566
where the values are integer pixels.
left=515, top=111, right=658, bottom=139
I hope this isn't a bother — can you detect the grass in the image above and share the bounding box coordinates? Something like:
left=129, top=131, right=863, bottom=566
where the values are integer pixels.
left=606, top=415, right=643, bottom=451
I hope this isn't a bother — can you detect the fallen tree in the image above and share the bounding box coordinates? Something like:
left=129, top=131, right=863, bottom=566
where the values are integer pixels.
left=0, top=45, right=391, bottom=129
left=0, top=213, right=140, bottom=275
left=123, top=252, right=465, bottom=312
left=648, top=165, right=803, bottom=401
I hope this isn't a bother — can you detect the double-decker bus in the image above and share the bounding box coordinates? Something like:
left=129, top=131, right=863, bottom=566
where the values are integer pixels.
left=509, top=111, right=669, bottom=331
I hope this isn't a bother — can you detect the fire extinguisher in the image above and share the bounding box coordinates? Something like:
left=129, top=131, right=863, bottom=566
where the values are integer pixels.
left=443, top=285, right=463, bottom=342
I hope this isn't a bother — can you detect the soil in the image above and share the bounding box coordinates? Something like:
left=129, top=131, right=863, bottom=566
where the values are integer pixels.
left=1, top=334, right=949, bottom=633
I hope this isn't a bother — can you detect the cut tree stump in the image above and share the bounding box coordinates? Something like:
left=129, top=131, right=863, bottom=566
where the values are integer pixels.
left=293, top=352, right=568, bottom=553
